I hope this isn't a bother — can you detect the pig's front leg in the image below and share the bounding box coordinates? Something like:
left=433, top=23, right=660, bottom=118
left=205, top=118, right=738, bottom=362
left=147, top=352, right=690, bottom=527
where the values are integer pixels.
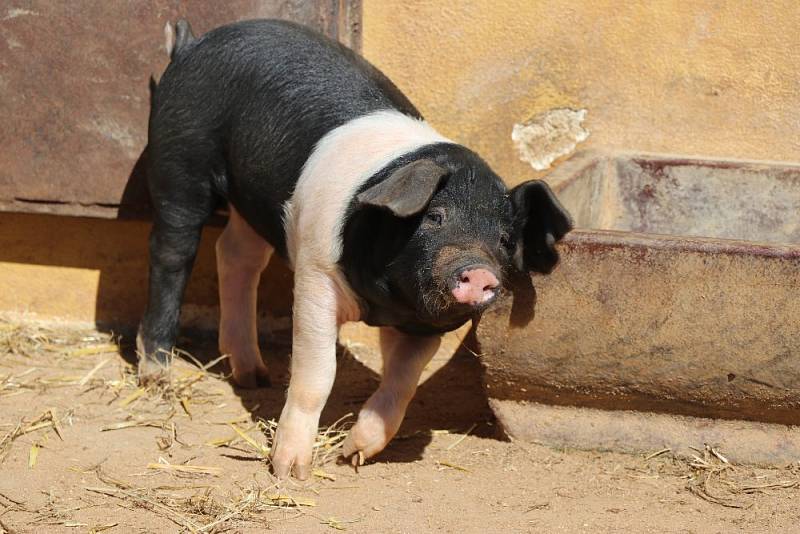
left=343, top=327, right=441, bottom=464
left=271, top=267, right=341, bottom=480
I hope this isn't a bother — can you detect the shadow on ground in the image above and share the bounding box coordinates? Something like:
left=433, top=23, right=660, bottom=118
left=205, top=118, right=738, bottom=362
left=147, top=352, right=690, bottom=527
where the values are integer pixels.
left=118, top=327, right=503, bottom=465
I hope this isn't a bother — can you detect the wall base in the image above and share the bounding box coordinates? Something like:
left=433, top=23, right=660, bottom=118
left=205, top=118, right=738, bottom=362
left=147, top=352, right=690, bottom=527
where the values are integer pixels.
left=491, top=399, right=800, bottom=466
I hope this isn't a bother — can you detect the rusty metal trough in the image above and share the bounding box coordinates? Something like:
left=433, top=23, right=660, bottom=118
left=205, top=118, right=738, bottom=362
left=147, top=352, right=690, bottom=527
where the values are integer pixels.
left=478, top=152, right=800, bottom=464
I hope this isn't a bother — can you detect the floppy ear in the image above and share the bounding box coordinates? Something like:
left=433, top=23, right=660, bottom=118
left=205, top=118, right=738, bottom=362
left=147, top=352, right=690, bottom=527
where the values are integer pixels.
left=356, top=159, right=449, bottom=217
left=510, top=180, right=573, bottom=274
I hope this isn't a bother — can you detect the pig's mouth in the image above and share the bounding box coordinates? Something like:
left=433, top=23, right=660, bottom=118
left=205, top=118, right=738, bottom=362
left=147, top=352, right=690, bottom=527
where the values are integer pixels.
left=419, top=286, right=499, bottom=326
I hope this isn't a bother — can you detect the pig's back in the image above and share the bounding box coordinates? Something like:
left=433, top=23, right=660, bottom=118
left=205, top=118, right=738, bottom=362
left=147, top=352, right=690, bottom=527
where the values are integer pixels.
left=149, top=19, right=420, bottom=257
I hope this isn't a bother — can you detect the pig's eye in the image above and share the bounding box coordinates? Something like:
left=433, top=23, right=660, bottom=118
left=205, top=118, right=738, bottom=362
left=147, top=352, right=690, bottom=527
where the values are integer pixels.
left=424, top=208, right=446, bottom=227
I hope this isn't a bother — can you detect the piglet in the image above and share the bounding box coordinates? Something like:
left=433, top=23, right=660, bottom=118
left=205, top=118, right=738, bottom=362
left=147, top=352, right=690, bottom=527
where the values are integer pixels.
left=138, top=19, right=573, bottom=479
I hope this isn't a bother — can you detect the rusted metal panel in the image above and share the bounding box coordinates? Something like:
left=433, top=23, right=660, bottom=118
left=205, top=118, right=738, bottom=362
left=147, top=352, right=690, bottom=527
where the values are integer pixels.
left=479, top=152, right=800, bottom=426
left=0, top=0, right=361, bottom=218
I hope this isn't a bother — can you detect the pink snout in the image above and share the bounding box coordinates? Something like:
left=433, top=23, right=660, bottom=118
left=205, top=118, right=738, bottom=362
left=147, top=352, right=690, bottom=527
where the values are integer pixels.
left=451, top=267, right=500, bottom=306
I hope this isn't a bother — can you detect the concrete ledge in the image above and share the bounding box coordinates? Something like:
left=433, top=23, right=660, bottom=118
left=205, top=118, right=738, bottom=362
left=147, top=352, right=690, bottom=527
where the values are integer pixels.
left=491, top=399, right=800, bottom=466
left=477, top=237, right=800, bottom=426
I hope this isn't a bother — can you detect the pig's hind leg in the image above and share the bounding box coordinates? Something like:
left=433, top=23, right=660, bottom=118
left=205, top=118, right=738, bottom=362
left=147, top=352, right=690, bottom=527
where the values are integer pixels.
left=342, top=327, right=441, bottom=464
left=215, top=206, right=272, bottom=388
left=137, top=163, right=217, bottom=384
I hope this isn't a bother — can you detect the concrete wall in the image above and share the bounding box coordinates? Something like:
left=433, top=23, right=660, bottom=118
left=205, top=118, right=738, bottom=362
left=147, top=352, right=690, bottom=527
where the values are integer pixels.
left=363, top=0, right=800, bottom=184
left=5, top=1, right=799, bottom=327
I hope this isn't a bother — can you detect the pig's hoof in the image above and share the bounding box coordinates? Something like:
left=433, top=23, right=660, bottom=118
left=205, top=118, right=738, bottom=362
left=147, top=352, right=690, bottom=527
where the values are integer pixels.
left=271, top=444, right=312, bottom=480
left=347, top=450, right=365, bottom=470
left=271, top=417, right=315, bottom=480
left=341, top=440, right=370, bottom=471
left=137, top=357, right=171, bottom=386
left=341, top=415, right=391, bottom=466
left=230, top=364, right=271, bottom=389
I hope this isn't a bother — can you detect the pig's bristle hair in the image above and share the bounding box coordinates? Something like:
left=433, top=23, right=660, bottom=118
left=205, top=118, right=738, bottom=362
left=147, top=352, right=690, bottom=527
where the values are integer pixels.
left=421, top=283, right=452, bottom=316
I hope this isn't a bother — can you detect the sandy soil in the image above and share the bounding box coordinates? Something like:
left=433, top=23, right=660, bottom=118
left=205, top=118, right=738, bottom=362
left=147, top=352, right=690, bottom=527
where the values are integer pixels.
left=1, top=320, right=798, bottom=533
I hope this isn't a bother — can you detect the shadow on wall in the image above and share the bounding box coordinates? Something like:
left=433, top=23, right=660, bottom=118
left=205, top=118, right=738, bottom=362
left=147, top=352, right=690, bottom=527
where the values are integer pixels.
left=0, top=153, right=293, bottom=336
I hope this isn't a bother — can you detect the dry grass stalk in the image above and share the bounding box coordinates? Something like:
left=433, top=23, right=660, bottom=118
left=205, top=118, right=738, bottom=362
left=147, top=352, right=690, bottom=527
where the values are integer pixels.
left=685, top=445, right=747, bottom=508
left=445, top=422, right=477, bottom=451
left=312, top=469, right=336, bottom=481
left=210, top=414, right=353, bottom=471
left=0, top=369, right=36, bottom=398
left=83, top=466, right=329, bottom=532
left=146, top=461, right=223, bottom=477
left=87, top=523, right=118, bottom=533
left=683, top=444, right=800, bottom=509
left=114, top=351, right=230, bottom=415
left=24, top=488, right=105, bottom=527
left=311, top=413, right=353, bottom=467
left=86, top=468, right=207, bottom=531
left=0, top=409, right=65, bottom=464
left=28, top=442, right=40, bottom=468
left=0, top=318, right=116, bottom=359
left=86, top=486, right=202, bottom=531
left=101, top=419, right=168, bottom=432
left=644, top=448, right=672, bottom=461
left=435, top=460, right=470, bottom=472
left=739, top=480, right=799, bottom=493
left=228, top=423, right=271, bottom=457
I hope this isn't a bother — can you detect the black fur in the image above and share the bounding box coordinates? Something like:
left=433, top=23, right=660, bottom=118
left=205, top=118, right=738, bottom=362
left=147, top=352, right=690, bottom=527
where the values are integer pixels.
left=149, top=19, right=418, bottom=258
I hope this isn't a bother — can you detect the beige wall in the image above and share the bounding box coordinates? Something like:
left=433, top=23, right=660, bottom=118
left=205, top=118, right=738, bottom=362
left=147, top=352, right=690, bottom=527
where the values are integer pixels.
left=363, top=0, right=800, bottom=184
left=5, top=2, right=799, bottom=326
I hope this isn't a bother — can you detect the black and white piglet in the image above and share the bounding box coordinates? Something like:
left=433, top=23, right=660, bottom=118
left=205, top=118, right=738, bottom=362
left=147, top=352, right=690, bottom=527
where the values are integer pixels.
left=138, top=19, right=572, bottom=479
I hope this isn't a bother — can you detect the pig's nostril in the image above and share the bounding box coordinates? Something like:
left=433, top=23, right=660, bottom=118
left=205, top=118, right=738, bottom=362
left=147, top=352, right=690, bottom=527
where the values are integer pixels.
left=451, top=267, right=500, bottom=306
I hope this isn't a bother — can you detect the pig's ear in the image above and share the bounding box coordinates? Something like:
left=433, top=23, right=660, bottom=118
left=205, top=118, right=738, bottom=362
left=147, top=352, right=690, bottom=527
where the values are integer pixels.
left=510, top=180, right=573, bottom=274
left=356, top=159, right=448, bottom=217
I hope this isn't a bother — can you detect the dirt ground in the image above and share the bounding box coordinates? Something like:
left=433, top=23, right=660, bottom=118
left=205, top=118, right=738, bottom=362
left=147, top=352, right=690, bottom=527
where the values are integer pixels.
left=1, top=319, right=799, bottom=533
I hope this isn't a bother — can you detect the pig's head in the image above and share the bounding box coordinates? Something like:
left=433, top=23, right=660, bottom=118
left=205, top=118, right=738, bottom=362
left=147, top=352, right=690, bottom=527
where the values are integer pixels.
left=341, top=145, right=573, bottom=334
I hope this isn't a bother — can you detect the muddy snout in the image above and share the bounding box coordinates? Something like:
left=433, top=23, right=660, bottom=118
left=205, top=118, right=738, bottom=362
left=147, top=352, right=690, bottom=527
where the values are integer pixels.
left=448, top=263, right=501, bottom=307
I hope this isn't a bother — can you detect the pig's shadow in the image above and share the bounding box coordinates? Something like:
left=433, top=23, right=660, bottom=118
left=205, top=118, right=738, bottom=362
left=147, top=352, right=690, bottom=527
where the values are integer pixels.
left=120, top=328, right=500, bottom=464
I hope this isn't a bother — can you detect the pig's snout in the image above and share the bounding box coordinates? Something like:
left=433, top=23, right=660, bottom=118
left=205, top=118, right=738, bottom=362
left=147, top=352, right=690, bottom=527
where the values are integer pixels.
left=450, top=266, right=499, bottom=307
